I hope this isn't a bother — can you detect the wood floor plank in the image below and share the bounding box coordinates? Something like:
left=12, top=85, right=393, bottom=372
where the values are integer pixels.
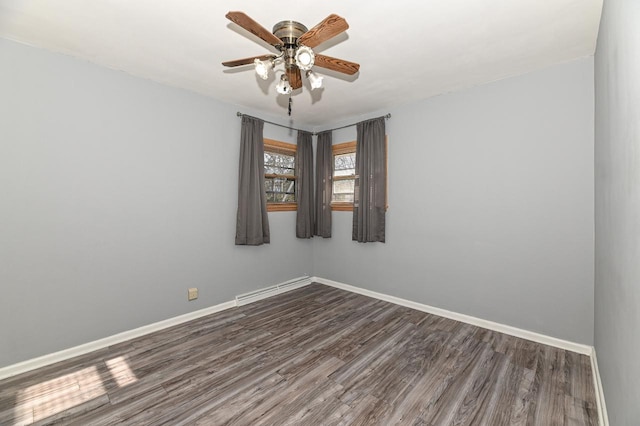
left=420, top=342, right=495, bottom=425
left=445, top=349, right=506, bottom=425
left=329, top=322, right=415, bottom=385
left=215, top=357, right=344, bottom=426
left=531, top=346, right=567, bottom=425
left=508, top=366, right=536, bottom=425
left=475, top=359, right=525, bottom=425
left=385, top=342, right=481, bottom=424
left=0, top=283, right=599, bottom=426
left=192, top=373, right=289, bottom=425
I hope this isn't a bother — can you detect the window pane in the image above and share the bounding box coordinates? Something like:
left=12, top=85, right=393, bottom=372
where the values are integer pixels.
left=265, top=177, right=296, bottom=203
left=271, top=191, right=295, bottom=203
left=272, top=178, right=295, bottom=194
left=334, top=153, right=356, bottom=177
left=282, top=193, right=295, bottom=203
left=284, top=179, right=295, bottom=193
left=332, top=179, right=355, bottom=203
left=265, top=152, right=295, bottom=175
left=333, top=151, right=356, bottom=203
left=265, top=149, right=296, bottom=204
left=272, top=178, right=282, bottom=193
left=266, top=165, right=295, bottom=175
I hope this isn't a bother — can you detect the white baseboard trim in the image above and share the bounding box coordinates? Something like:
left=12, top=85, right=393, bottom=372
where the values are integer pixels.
left=0, top=276, right=314, bottom=381
left=590, top=348, right=609, bottom=426
left=312, top=276, right=593, bottom=355
left=235, top=276, right=312, bottom=306
left=0, top=300, right=236, bottom=380
left=313, top=277, right=607, bottom=424
left=0, top=299, right=236, bottom=380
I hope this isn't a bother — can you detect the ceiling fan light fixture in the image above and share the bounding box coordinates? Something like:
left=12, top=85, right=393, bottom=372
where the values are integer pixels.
left=254, top=58, right=273, bottom=80
left=294, top=46, right=315, bottom=71
left=306, top=70, right=323, bottom=90
left=276, top=74, right=292, bottom=95
left=222, top=12, right=359, bottom=114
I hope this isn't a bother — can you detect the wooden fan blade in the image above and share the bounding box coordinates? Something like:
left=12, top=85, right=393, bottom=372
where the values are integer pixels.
left=287, top=67, right=302, bottom=90
left=298, top=14, right=349, bottom=48
left=222, top=54, right=274, bottom=67
left=226, top=11, right=282, bottom=47
left=314, top=54, right=360, bottom=75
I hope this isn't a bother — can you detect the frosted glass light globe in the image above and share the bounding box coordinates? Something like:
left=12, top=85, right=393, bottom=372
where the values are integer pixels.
left=254, top=58, right=272, bottom=80
left=294, top=46, right=315, bottom=71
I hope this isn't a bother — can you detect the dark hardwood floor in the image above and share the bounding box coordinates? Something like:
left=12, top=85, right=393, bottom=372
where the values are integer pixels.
left=0, top=284, right=598, bottom=425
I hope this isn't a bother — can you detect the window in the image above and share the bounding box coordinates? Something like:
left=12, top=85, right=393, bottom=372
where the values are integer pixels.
left=264, top=138, right=297, bottom=212
left=331, top=138, right=388, bottom=212
left=331, top=141, right=357, bottom=211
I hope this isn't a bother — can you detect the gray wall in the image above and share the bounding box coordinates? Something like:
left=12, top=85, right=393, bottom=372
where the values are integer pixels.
left=313, top=58, right=595, bottom=345
left=0, top=38, right=313, bottom=368
left=0, top=36, right=596, bottom=370
left=595, top=0, right=640, bottom=423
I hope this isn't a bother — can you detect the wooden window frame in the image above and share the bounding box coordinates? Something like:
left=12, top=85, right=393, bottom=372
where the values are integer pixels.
left=331, top=141, right=357, bottom=211
left=331, top=138, right=388, bottom=212
left=264, top=138, right=297, bottom=212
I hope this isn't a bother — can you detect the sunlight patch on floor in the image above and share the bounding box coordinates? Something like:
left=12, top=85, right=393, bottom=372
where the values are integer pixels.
left=15, top=366, right=106, bottom=423
left=105, top=356, right=138, bottom=388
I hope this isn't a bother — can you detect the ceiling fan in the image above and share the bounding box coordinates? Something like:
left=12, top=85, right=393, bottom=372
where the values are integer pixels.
left=222, top=11, right=360, bottom=98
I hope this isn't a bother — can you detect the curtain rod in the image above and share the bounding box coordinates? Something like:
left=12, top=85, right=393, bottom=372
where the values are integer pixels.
left=236, top=112, right=307, bottom=134
left=318, top=113, right=391, bottom=135
left=236, top=111, right=391, bottom=136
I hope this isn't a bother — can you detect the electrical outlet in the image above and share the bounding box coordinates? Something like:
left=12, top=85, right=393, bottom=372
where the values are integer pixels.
left=188, top=287, right=198, bottom=301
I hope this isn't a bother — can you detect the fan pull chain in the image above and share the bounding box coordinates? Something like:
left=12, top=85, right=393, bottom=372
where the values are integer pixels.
left=288, top=95, right=292, bottom=116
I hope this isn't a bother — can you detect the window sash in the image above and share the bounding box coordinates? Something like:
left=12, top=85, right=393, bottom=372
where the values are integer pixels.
left=264, top=139, right=297, bottom=212
left=330, top=139, right=388, bottom=211
left=331, top=141, right=357, bottom=210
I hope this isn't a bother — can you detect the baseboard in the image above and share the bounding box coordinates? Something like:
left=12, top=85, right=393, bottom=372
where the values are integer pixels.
left=0, top=299, right=237, bottom=380
left=590, top=347, right=609, bottom=425
left=0, top=276, right=314, bottom=381
left=312, top=276, right=593, bottom=356
left=317, top=275, right=607, bottom=424
left=0, top=299, right=238, bottom=380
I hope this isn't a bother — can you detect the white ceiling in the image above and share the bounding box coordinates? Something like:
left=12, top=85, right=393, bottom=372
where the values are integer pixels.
left=0, top=0, right=602, bottom=126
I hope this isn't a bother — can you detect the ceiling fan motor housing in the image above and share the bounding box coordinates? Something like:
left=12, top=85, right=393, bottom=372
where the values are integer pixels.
left=273, top=20, right=308, bottom=45
left=273, top=21, right=308, bottom=68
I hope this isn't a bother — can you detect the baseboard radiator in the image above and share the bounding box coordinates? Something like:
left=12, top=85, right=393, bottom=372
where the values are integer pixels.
left=235, top=276, right=311, bottom=306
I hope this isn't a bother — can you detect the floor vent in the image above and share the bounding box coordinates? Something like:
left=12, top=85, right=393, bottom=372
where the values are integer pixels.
left=235, top=276, right=311, bottom=306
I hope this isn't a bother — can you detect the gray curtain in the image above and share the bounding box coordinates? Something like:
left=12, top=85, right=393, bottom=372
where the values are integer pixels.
left=235, top=116, right=270, bottom=245
left=353, top=117, right=386, bottom=242
left=314, top=131, right=332, bottom=237
left=296, top=130, right=314, bottom=238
